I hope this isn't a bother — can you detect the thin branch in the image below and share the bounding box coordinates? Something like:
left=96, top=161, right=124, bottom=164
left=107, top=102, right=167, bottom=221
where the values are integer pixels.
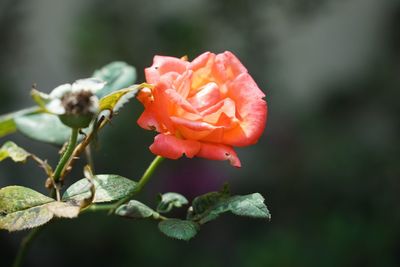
left=53, top=128, right=79, bottom=184
left=12, top=227, right=42, bottom=267
left=110, top=156, right=164, bottom=213
left=59, top=116, right=105, bottom=182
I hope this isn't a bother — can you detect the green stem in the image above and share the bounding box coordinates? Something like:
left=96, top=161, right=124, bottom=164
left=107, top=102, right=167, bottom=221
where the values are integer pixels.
left=136, top=155, right=164, bottom=192
left=12, top=157, right=164, bottom=266
left=12, top=227, right=42, bottom=267
left=111, top=156, right=164, bottom=213
left=13, top=129, right=79, bottom=266
left=53, top=128, right=79, bottom=183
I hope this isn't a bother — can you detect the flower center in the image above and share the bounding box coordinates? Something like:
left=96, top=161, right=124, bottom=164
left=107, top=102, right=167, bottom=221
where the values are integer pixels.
left=61, top=91, right=94, bottom=115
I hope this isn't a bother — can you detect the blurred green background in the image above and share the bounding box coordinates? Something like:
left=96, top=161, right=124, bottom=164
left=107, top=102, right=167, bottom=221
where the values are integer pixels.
left=1, top=0, right=400, bottom=266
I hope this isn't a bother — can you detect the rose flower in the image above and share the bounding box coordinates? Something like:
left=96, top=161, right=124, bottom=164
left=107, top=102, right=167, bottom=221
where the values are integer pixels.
left=137, top=51, right=267, bottom=167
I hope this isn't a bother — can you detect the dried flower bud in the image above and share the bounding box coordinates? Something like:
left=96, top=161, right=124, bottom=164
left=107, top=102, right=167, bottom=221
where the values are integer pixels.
left=61, top=91, right=95, bottom=115
left=46, top=78, right=105, bottom=129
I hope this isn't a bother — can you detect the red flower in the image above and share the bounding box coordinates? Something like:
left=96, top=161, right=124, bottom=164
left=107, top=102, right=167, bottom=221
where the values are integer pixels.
left=137, top=51, right=267, bottom=167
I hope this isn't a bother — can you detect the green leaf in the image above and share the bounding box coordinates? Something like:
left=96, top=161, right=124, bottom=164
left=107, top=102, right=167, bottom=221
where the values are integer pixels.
left=157, top=192, right=188, bottom=213
left=0, top=202, right=80, bottom=232
left=115, top=200, right=155, bottom=219
left=0, top=141, right=31, bottom=162
left=190, top=191, right=230, bottom=217
left=0, top=107, right=41, bottom=139
left=0, top=186, right=54, bottom=214
left=99, top=86, right=140, bottom=113
left=188, top=193, right=271, bottom=225
left=227, top=194, right=271, bottom=219
left=0, top=116, right=17, bottom=138
left=14, top=113, right=72, bottom=145
left=62, top=174, right=137, bottom=203
left=158, top=219, right=199, bottom=241
left=92, top=61, right=137, bottom=98
left=0, top=186, right=80, bottom=231
left=0, top=204, right=54, bottom=231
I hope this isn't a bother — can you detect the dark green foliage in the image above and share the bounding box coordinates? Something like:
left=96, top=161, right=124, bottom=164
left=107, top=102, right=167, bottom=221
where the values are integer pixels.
left=0, top=186, right=80, bottom=231
left=158, top=219, right=199, bottom=241
left=116, top=200, right=156, bottom=219
left=63, top=174, right=137, bottom=203
left=157, top=192, right=188, bottom=213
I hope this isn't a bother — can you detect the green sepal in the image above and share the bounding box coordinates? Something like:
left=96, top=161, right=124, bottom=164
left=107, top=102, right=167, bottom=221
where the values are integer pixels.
left=31, top=89, right=51, bottom=110
left=59, top=113, right=94, bottom=129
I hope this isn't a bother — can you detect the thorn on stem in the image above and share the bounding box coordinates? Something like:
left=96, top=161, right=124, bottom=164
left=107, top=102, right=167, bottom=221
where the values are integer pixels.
left=79, top=129, right=87, bottom=138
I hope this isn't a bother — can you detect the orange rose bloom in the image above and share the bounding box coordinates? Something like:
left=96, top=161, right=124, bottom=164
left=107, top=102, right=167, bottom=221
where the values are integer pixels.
left=137, top=51, right=267, bottom=167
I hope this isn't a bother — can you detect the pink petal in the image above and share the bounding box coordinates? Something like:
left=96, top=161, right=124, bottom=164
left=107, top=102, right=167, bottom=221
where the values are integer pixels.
left=174, top=127, right=217, bottom=142
left=137, top=109, right=160, bottom=131
left=197, top=143, right=241, bottom=167
left=159, top=72, right=181, bottom=86
left=220, top=51, right=248, bottom=76
left=138, top=82, right=176, bottom=133
left=189, top=53, right=216, bottom=90
left=173, top=70, right=192, bottom=99
left=145, top=55, right=189, bottom=84
left=202, top=98, right=236, bottom=125
left=199, top=100, right=225, bottom=117
left=165, top=89, right=198, bottom=114
left=150, top=134, right=201, bottom=159
left=170, top=116, right=219, bottom=132
left=170, top=116, right=220, bottom=141
left=188, top=82, right=221, bottom=111
left=189, top=52, right=213, bottom=71
left=223, top=73, right=267, bottom=146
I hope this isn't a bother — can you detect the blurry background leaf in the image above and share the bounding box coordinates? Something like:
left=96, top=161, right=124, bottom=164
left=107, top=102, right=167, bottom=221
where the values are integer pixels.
left=14, top=113, right=72, bottom=145
left=62, top=174, right=137, bottom=203
left=158, top=219, right=199, bottom=241
left=116, top=200, right=155, bottom=219
left=157, top=192, right=188, bottom=213
left=0, top=116, right=16, bottom=139
left=0, top=107, right=40, bottom=139
left=92, top=61, right=137, bottom=98
left=0, top=141, right=31, bottom=162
